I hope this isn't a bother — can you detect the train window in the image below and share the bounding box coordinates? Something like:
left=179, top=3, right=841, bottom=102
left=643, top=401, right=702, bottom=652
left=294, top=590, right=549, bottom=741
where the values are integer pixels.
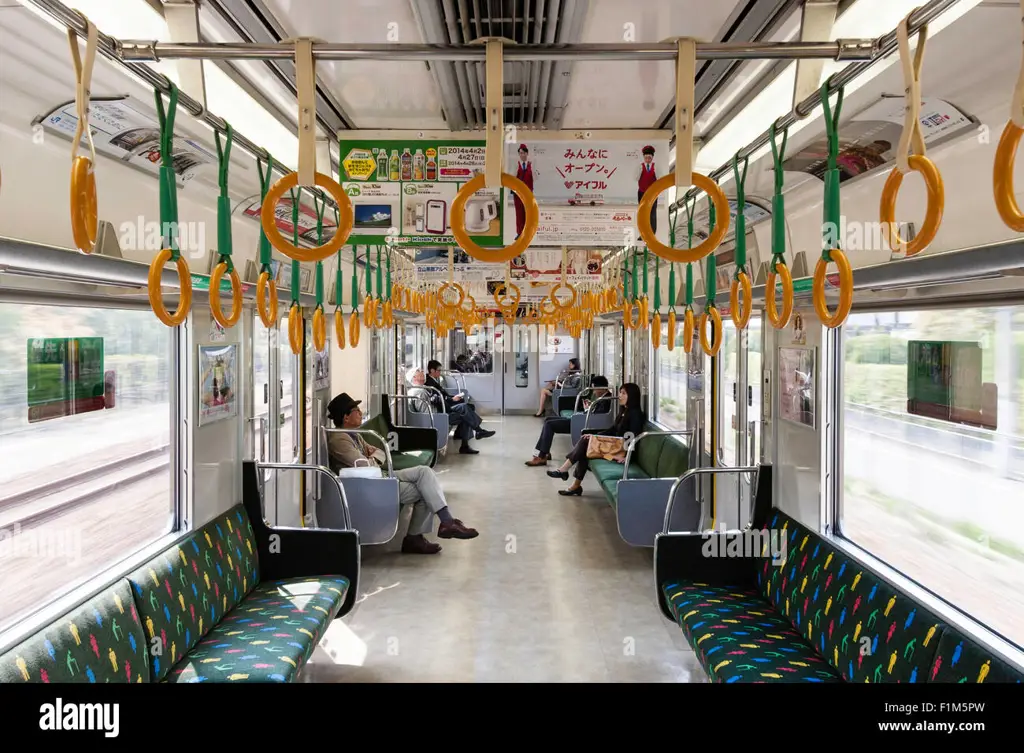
left=461, top=326, right=494, bottom=373
left=654, top=319, right=687, bottom=430
left=278, top=311, right=296, bottom=460
left=721, top=321, right=740, bottom=466
left=840, top=306, right=1024, bottom=648
left=0, top=301, right=176, bottom=631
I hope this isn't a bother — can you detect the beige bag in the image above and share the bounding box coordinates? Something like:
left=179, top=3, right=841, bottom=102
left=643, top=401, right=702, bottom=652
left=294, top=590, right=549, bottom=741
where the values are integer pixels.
left=586, top=434, right=626, bottom=460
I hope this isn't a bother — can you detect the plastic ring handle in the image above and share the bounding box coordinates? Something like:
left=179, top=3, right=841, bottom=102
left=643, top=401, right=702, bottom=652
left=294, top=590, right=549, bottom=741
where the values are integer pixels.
left=494, top=281, right=521, bottom=309
left=312, top=306, right=327, bottom=351
left=210, top=262, right=243, bottom=329
left=682, top=308, right=695, bottom=354
left=438, top=281, right=465, bottom=309
left=349, top=310, right=361, bottom=347
left=256, top=271, right=278, bottom=329
left=638, top=173, right=730, bottom=263
left=879, top=154, right=944, bottom=257
left=70, top=156, right=98, bottom=254
left=451, top=173, right=538, bottom=263
left=699, top=306, right=723, bottom=357
left=729, top=270, right=753, bottom=329
left=334, top=307, right=346, bottom=350
left=766, top=263, right=794, bottom=330
left=667, top=310, right=677, bottom=352
left=651, top=313, right=662, bottom=349
left=260, top=171, right=354, bottom=263
left=813, top=249, right=854, bottom=328
left=549, top=282, right=577, bottom=309
left=147, top=248, right=192, bottom=327
left=288, top=303, right=303, bottom=355
left=994, top=121, right=1024, bottom=232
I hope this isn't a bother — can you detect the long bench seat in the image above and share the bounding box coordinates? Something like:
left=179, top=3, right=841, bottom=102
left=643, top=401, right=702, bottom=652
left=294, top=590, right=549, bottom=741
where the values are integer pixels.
left=360, top=400, right=437, bottom=469
left=655, top=489, right=1024, bottom=683
left=0, top=461, right=359, bottom=684
left=584, top=424, right=699, bottom=547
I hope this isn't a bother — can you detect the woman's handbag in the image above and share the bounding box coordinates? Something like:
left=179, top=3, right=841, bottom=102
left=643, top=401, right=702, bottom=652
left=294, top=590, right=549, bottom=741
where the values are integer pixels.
left=338, top=457, right=383, bottom=479
left=585, top=434, right=626, bottom=460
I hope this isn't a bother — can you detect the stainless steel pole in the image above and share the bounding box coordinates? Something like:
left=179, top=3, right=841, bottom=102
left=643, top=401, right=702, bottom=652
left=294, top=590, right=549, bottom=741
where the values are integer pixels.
left=667, top=0, right=968, bottom=214
left=116, top=40, right=880, bottom=62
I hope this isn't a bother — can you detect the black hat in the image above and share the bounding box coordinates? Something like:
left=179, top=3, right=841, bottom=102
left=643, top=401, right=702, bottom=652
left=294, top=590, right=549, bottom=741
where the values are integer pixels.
left=327, top=393, right=361, bottom=422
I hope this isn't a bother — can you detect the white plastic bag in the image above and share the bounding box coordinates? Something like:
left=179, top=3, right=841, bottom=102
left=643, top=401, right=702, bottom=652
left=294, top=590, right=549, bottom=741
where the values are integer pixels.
left=338, top=457, right=383, bottom=479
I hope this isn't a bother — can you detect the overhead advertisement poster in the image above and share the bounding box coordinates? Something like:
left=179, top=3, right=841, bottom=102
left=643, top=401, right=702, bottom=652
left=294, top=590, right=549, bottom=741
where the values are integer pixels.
left=337, top=138, right=502, bottom=247
left=500, top=138, right=672, bottom=247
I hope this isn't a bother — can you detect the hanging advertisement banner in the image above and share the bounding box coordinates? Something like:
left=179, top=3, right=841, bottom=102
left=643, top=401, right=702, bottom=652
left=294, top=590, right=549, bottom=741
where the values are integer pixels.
left=337, top=138, right=502, bottom=247
left=502, top=138, right=671, bottom=205
left=511, top=249, right=603, bottom=282
left=503, top=203, right=668, bottom=246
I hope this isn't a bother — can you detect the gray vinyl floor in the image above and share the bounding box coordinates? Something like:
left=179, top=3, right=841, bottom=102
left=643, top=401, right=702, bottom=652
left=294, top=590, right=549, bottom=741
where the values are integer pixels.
left=302, top=415, right=705, bottom=682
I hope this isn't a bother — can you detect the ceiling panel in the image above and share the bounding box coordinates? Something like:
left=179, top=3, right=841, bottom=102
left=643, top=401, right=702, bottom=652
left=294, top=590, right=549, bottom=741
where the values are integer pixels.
left=260, top=0, right=449, bottom=130
left=560, top=0, right=747, bottom=129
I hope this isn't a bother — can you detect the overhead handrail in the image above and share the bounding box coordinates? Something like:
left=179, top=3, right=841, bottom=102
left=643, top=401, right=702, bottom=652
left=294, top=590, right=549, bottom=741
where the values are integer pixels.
left=663, top=465, right=759, bottom=534
left=324, top=427, right=394, bottom=478
left=255, top=461, right=353, bottom=530
left=994, top=0, right=1024, bottom=232
left=259, top=37, right=354, bottom=263
left=621, top=429, right=694, bottom=481
left=638, top=38, right=729, bottom=263
left=67, top=14, right=98, bottom=254
left=449, top=37, right=539, bottom=263
left=879, top=11, right=944, bottom=257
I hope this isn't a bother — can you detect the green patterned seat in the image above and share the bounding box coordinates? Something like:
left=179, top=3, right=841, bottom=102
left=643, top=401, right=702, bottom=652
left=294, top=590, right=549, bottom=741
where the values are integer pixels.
left=164, top=577, right=349, bottom=683
left=0, top=579, right=150, bottom=683
left=660, top=506, right=1024, bottom=683
left=559, top=409, right=574, bottom=418
left=361, top=412, right=435, bottom=469
left=592, top=425, right=689, bottom=508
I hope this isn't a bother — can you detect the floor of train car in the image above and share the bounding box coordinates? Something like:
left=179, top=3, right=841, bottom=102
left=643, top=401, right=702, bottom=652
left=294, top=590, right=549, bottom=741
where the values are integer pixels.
left=302, top=415, right=705, bottom=683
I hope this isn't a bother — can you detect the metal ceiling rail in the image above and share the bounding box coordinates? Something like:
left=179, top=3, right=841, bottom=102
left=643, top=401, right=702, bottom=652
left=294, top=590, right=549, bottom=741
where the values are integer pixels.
left=115, top=40, right=880, bottom=62
left=666, top=0, right=967, bottom=216
left=23, top=0, right=371, bottom=256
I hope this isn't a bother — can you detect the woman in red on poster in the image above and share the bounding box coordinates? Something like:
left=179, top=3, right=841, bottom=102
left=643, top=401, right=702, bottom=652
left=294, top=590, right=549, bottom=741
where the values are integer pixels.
left=637, top=145, right=658, bottom=234
left=513, top=144, right=534, bottom=238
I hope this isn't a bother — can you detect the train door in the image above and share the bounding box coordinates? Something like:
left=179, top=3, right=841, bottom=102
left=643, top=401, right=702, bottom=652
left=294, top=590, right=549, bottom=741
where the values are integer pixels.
left=501, top=323, right=533, bottom=413
left=251, top=309, right=277, bottom=509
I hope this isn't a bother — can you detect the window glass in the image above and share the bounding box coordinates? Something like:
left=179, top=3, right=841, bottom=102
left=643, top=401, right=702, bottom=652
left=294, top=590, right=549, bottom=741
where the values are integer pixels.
left=0, top=302, right=175, bottom=630
left=656, top=319, right=687, bottom=430
left=841, top=307, right=1024, bottom=648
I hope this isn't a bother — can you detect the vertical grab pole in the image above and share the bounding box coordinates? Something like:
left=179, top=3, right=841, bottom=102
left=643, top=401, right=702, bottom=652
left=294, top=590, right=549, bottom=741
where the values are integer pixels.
left=484, top=38, right=503, bottom=191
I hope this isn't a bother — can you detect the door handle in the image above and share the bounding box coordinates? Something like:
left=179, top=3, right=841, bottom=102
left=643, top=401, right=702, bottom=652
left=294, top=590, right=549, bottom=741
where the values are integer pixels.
left=264, top=383, right=269, bottom=404
left=748, top=385, right=753, bottom=407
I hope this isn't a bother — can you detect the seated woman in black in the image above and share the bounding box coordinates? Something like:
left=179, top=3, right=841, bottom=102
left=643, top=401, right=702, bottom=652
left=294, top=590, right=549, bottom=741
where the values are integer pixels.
left=525, top=375, right=612, bottom=466
left=547, top=382, right=646, bottom=496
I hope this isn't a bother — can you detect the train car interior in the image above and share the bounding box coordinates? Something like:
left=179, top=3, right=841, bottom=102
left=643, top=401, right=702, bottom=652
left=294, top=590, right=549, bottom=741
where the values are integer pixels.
left=0, top=0, right=1023, bottom=693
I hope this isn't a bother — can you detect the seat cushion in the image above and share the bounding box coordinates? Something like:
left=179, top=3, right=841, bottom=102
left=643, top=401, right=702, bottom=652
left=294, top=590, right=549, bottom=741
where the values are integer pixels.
left=164, top=576, right=350, bottom=683
left=390, top=450, right=434, bottom=471
left=755, top=508, right=948, bottom=683
left=662, top=580, right=842, bottom=683
left=559, top=409, right=574, bottom=418
left=635, top=432, right=666, bottom=476
left=590, top=458, right=647, bottom=486
left=360, top=414, right=390, bottom=448
left=127, top=505, right=259, bottom=682
left=927, top=630, right=1024, bottom=683
left=0, top=579, right=150, bottom=683
left=656, top=437, right=690, bottom=478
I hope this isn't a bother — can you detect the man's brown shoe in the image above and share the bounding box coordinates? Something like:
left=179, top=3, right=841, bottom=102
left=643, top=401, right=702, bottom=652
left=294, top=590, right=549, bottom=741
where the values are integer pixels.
left=401, top=534, right=442, bottom=554
left=437, top=519, right=478, bottom=539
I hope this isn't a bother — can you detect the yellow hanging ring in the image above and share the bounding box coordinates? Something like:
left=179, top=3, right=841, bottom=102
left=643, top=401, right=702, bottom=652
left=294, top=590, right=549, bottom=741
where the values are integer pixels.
left=147, top=248, right=192, bottom=327
left=683, top=308, right=695, bottom=354
left=699, top=305, right=723, bottom=357
left=70, top=156, right=98, bottom=253
left=729, top=270, right=752, bottom=330
left=210, top=261, right=243, bottom=329
left=334, top=307, right=346, bottom=349
left=994, top=121, right=1024, bottom=232
left=638, top=173, right=730, bottom=263
left=256, top=271, right=278, bottom=328
left=260, top=172, right=354, bottom=263
left=548, top=283, right=577, bottom=309
left=879, top=155, right=945, bottom=257
left=766, top=262, right=794, bottom=330
left=451, top=173, right=538, bottom=263
left=813, top=249, right=854, bottom=328
left=312, top=306, right=327, bottom=351
left=667, top=310, right=677, bottom=351
left=652, top=312, right=662, bottom=348
left=287, top=303, right=303, bottom=355
left=349, top=310, right=361, bottom=347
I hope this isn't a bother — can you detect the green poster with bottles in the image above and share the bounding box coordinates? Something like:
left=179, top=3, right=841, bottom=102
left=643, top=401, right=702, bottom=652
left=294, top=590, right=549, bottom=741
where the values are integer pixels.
left=338, top=138, right=504, bottom=247
left=26, top=337, right=105, bottom=423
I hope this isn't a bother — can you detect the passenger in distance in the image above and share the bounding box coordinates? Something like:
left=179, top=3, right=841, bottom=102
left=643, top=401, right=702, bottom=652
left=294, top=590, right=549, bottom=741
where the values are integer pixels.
left=547, top=382, right=646, bottom=496
left=326, top=393, right=478, bottom=555
left=534, top=357, right=581, bottom=417
left=424, top=359, right=495, bottom=453
left=525, top=375, right=612, bottom=466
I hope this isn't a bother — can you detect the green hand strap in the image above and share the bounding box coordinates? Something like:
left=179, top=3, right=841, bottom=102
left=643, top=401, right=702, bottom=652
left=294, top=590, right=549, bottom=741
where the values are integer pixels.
left=768, top=122, right=788, bottom=273
left=385, top=248, right=392, bottom=301
left=732, top=152, right=749, bottom=278
left=684, top=196, right=696, bottom=310
left=313, top=196, right=326, bottom=311
left=289, top=188, right=300, bottom=306
left=214, top=124, right=234, bottom=273
left=154, top=83, right=180, bottom=260
left=821, top=78, right=845, bottom=264
left=375, top=246, right=383, bottom=300
left=256, top=152, right=274, bottom=272
left=705, top=195, right=717, bottom=308
left=351, top=248, right=359, bottom=314
left=668, top=207, right=678, bottom=310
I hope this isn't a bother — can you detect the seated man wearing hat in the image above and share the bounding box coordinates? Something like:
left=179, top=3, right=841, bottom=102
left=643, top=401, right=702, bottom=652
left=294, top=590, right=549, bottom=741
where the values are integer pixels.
left=326, top=392, right=478, bottom=555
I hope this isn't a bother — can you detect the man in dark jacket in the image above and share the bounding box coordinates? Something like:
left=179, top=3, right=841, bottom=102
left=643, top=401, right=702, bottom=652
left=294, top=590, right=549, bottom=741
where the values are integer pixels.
left=425, top=360, right=495, bottom=454
left=525, top=375, right=612, bottom=466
